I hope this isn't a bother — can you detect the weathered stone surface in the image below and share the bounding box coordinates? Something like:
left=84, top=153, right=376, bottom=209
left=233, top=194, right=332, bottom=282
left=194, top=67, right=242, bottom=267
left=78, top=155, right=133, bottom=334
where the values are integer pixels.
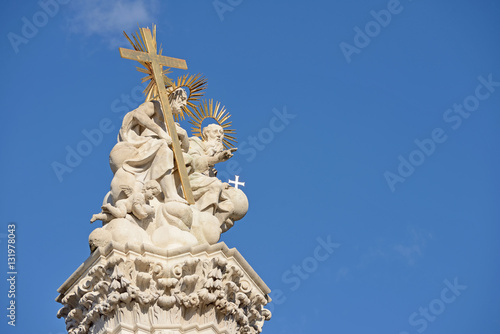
left=89, top=99, right=248, bottom=253
left=56, top=242, right=271, bottom=334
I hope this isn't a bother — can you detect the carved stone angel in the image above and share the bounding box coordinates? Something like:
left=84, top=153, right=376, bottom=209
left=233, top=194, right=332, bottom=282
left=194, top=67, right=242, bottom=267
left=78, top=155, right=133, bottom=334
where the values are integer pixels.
left=90, top=180, right=160, bottom=223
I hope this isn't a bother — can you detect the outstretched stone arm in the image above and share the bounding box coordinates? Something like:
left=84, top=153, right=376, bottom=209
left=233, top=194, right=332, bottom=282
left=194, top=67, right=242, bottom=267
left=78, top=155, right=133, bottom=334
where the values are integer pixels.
left=206, top=148, right=237, bottom=166
left=102, top=202, right=128, bottom=219
left=133, top=104, right=172, bottom=144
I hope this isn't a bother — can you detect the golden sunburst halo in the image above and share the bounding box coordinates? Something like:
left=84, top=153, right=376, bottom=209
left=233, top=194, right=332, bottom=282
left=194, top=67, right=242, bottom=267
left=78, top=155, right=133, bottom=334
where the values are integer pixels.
left=187, top=99, right=236, bottom=149
left=167, top=73, right=207, bottom=121
left=123, top=24, right=173, bottom=102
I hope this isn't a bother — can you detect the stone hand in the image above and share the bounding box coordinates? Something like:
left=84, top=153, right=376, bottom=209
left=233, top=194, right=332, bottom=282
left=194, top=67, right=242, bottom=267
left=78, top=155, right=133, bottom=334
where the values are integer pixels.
left=159, top=132, right=172, bottom=145
left=217, top=149, right=236, bottom=162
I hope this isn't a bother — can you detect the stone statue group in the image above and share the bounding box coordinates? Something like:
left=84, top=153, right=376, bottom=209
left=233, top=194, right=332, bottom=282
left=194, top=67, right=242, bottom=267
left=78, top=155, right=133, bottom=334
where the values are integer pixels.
left=89, top=87, right=248, bottom=251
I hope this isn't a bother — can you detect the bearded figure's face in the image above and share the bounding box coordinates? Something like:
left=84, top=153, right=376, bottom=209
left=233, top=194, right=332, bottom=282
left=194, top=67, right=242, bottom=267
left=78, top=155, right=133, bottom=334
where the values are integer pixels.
left=202, top=124, right=225, bottom=154
left=203, top=124, right=224, bottom=143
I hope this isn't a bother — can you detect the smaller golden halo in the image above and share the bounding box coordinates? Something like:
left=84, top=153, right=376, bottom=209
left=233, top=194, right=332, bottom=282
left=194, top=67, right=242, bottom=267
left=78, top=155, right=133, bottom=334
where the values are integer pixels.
left=188, top=99, right=236, bottom=149
left=166, top=73, right=208, bottom=121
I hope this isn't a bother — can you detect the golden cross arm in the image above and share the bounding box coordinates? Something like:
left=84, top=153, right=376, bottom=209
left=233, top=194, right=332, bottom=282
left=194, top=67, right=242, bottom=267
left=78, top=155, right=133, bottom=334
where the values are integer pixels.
left=119, top=48, right=188, bottom=70
left=119, top=27, right=194, bottom=204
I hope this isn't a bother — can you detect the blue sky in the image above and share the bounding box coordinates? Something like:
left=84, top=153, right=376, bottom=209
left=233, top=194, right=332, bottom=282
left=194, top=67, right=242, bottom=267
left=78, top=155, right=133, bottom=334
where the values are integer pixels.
left=1, top=0, right=499, bottom=333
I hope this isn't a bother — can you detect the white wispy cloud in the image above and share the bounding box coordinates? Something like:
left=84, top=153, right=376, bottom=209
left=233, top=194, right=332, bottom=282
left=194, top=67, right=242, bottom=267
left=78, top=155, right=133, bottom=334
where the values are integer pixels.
left=392, top=226, right=432, bottom=266
left=353, top=225, right=433, bottom=271
left=335, top=266, right=350, bottom=282
left=67, top=0, right=160, bottom=48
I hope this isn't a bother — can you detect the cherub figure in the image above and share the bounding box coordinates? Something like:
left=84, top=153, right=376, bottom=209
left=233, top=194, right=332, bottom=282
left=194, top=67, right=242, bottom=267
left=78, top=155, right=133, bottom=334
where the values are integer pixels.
left=90, top=180, right=161, bottom=223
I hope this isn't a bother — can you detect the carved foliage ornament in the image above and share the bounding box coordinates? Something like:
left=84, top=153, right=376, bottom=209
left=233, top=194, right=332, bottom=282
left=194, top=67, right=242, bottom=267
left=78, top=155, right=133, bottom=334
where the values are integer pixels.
left=57, top=255, right=271, bottom=334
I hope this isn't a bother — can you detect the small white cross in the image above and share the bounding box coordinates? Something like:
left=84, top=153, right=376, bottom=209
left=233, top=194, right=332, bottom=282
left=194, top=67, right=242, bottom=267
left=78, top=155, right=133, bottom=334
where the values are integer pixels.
left=228, top=175, right=245, bottom=189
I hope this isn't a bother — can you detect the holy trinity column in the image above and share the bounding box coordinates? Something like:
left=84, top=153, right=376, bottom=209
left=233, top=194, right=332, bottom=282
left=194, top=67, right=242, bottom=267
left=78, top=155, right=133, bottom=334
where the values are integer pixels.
left=56, top=25, right=272, bottom=334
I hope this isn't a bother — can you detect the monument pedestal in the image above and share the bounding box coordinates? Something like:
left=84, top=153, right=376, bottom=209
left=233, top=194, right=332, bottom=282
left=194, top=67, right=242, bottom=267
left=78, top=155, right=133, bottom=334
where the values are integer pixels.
left=56, top=242, right=271, bottom=334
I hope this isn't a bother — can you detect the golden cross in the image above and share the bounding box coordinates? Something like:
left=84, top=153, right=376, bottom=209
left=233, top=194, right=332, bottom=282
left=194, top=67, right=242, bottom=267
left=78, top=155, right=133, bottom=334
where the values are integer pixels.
left=119, top=27, right=195, bottom=204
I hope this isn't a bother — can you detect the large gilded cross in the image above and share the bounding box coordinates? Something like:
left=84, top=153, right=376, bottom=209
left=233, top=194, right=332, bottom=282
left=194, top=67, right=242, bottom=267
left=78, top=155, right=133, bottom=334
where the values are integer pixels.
left=119, top=27, right=195, bottom=204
